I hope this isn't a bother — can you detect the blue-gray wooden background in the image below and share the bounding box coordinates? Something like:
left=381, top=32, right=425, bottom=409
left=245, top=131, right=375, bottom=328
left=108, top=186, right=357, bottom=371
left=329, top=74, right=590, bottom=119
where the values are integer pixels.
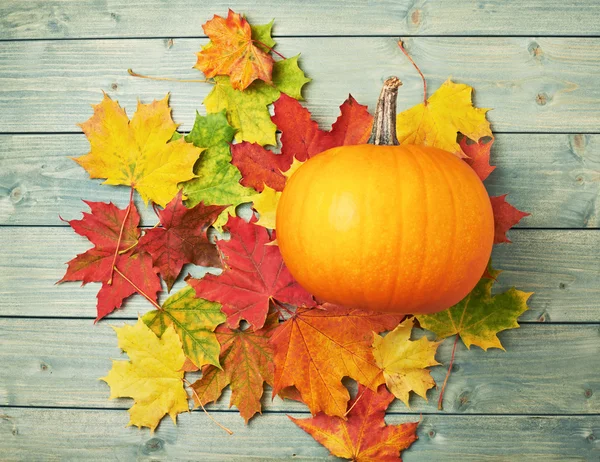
left=1, top=1, right=599, bottom=460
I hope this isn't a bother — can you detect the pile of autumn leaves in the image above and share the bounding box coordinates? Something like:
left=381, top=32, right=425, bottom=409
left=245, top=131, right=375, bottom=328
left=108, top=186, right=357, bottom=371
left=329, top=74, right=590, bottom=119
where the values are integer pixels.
left=59, top=10, right=532, bottom=461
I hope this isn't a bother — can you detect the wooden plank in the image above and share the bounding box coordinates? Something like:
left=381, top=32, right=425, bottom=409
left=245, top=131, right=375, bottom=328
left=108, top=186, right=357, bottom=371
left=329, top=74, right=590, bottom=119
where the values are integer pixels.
left=2, top=133, right=599, bottom=228
left=1, top=227, right=598, bottom=322
left=1, top=319, right=598, bottom=415
left=2, top=37, right=600, bottom=133
left=0, top=407, right=597, bottom=461
left=1, top=0, right=600, bottom=39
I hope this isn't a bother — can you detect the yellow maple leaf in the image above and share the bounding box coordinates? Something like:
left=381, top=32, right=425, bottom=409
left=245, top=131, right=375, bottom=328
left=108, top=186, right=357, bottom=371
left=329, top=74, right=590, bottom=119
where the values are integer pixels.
left=101, top=318, right=189, bottom=431
left=372, top=318, right=441, bottom=407
left=251, top=159, right=304, bottom=229
left=76, top=94, right=201, bottom=207
left=396, top=79, right=492, bottom=157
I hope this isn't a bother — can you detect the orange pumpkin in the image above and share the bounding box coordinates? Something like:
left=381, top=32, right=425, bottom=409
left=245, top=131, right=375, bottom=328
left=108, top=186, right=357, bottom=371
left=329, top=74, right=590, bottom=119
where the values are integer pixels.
left=276, top=77, right=494, bottom=314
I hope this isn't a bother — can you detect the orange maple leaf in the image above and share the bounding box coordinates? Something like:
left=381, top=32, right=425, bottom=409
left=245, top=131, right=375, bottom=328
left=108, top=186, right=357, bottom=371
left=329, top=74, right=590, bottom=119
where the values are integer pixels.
left=290, top=384, right=418, bottom=461
left=270, top=305, right=403, bottom=418
left=195, top=9, right=274, bottom=91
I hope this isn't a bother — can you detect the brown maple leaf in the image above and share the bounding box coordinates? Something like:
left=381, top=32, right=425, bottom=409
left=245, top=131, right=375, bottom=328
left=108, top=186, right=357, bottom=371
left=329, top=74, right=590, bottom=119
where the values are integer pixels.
left=137, top=192, right=227, bottom=291
left=191, top=313, right=278, bottom=423
left=290, top=384, right=418, bottom=461
left=270, top=304, right=403, bottom=417
left=195, top=9, right=274, bottom=91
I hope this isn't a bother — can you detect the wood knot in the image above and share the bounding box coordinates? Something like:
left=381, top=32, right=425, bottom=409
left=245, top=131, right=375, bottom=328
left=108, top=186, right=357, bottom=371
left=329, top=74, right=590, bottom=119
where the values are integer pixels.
left=410, top=9, right=421, bottom=25
left=428, top=430, right=436, bottom=438
left=143, top=437, right=164, bottom=454
left=536, top=92, right=550, bottom=106
left=584, top=388, right=593, bottom=398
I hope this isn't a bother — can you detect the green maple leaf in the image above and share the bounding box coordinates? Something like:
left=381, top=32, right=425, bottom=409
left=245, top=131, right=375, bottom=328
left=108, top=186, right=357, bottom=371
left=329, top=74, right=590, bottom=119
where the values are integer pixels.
left=181, top=110, right=256, bottom=229
left=204, top=76, right=279, bottom=146
left=142, top=285, right=226, bottom=368
left=273, top=55, right=311, bottom=100
left=251, top=20, right=276, bottom=51
left=416, top=264, right=532, bottom=351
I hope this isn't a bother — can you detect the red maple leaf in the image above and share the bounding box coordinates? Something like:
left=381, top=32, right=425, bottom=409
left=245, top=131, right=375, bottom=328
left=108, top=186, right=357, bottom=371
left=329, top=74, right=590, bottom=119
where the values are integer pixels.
left=290, top=384, right=418, bottom=461
left=270, top=304, right=403, bottom=417
left=187, top=216, right=315, bottom=330
left=59, top=201, right=161, bottom=321
left=272, top=93, right=373, bottom=169
left=137, top=192, right=227, bottom=291
left=460, top=136, right=496, bottom=181
left=230, top=94, right=373, bottom=193
left=231, top=142, right=288, bottom=192
left=490, top=194, right=530, bottom=243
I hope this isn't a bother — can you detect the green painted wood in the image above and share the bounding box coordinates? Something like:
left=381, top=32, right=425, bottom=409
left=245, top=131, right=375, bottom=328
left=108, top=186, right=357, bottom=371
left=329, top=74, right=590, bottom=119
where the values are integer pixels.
left=0, top=407, right=597, bottom=461
left=1, top=319, right=598, bottom=415
left=2, top=133, right=599, bottom=228
left=2, top=37, right=600, bottom=133
left=1, top=0, right=599, bottom=39
left=1, top=228, right=597, bottom=322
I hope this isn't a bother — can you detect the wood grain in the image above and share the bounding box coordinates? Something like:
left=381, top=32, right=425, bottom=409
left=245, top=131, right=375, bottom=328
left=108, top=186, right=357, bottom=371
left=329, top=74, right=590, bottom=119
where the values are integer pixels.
left=1, top=319, right=598, bottom=415
left=1, top=0, right=599, bottom=39
left=2, top=37, right=600, bottom=133
left=0, top=407, right=597, bottom=461
left=2, top=133, right=599, bottom=228
left=1, top=227, right=597, bottom=322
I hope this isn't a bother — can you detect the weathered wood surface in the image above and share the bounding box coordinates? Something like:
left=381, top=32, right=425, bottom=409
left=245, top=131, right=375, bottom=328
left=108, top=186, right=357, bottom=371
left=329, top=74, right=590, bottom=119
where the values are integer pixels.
left=0, top=408, right=597, bottom=461
left=1, top=228, right=598, bottom=322
left=2, top=0, right=600, bottom=39
left=2, top=133, right=600, bottom=228
left=2, top=37, right=600, bottom=133
left=2, top=0, right=600, bottom=460
left=1, top=319, right=598, bottom=415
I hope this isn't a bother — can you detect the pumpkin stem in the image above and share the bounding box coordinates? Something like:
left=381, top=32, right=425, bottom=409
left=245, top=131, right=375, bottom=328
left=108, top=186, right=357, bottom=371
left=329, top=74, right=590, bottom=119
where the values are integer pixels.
left=368, top=77, right=402, bottom=146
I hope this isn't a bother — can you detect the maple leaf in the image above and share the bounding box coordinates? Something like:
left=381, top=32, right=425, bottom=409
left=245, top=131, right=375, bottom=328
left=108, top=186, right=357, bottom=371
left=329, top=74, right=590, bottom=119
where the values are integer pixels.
left=231, top=142, right=287, bottom=192
left=396, top=79, right=492, bottom=158
left=272, top=93, right=373, bottom=169
left=138, top=192, right=226, bottom=291
left=181, top=110, right=256, bottom=230
left=491, top=194, right=530, bottom=243
left=59, top=201, right=161, bottom=321
left=416, top=265, right=532, bottom=351
left=460, top=135, right=496, bottom=181
left=272, top=55, right=312, bottom=100
left=101, top=318, right=188, bottom=431
left=142, top=285, right=226, bottom=369
left=191, top=313, right=278, bottom=423
left=250, top=20, right=276, bottom=52
left=75, top=94, right=201, bottom=207
left=195, top=10, right=274, bottom=91
left=204, top=75, right=279, bottom=145
left=372, top=318, right=441, bottom=407
left=187, top=216, right=315, bottom=330
left=270, top=304, right=403, bottom=417
left=290, top=384, right=418, bottom=461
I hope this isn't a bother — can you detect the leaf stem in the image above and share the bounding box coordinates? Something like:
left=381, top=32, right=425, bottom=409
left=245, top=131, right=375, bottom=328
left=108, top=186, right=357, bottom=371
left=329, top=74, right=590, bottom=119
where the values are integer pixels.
left=127, top=68, right=214, bottom=83
left=398, top=40, right=427, bottom=105
left=112, top=265, right=162, bottom=311
left=437, top=334, right=459, bottom=410
left=108, top=187, right=134, bottom=285
left=252, top=39, right=286, bottom=60
left=183, top=378, right=233, bottom=435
